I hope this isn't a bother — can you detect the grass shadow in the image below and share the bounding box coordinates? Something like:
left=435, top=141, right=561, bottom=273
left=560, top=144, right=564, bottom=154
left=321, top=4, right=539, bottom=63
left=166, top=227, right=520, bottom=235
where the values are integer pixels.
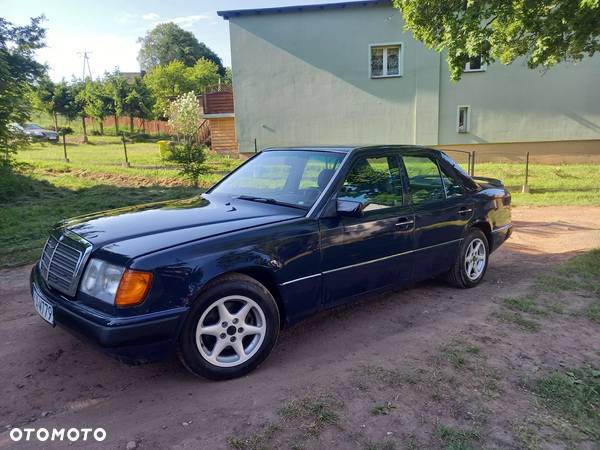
left=0, top=168, right=199, bottom=267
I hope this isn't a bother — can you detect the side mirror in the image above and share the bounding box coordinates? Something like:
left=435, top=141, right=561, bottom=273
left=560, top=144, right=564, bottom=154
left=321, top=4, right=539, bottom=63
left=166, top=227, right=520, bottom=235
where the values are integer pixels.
left=337, top=199, right=364, bottom=218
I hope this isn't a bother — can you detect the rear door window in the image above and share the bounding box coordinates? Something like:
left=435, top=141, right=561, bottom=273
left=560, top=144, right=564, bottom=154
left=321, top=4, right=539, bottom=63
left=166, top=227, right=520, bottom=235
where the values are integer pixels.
left=402, top=155, right=446, bottom=205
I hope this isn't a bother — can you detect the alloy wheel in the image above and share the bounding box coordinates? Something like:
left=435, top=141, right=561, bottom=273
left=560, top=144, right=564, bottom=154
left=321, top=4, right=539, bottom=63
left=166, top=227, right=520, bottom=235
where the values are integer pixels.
left=464, top=238, right=486, bottom=281
left=195, top=295, right=266, bottom=367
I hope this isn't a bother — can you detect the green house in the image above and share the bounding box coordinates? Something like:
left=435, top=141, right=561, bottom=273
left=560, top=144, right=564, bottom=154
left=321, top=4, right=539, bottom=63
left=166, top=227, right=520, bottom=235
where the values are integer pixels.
left=218, top=1, right=600, bottom=161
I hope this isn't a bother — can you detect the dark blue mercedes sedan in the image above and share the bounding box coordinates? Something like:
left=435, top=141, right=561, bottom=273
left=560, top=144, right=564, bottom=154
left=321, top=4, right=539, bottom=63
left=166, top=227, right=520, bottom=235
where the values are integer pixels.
left=31, top=146, right=511, bottom=380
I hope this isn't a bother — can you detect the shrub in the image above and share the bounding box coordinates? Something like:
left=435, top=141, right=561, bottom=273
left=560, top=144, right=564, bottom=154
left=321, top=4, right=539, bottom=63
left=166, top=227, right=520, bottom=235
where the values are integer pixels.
left=166, top=143, right=207, bottom=186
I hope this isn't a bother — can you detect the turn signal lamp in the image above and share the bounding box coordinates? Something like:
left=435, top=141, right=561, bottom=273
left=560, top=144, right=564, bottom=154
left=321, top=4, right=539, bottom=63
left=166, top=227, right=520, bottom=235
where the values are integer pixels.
left=115, top=270, right=153, bottom=307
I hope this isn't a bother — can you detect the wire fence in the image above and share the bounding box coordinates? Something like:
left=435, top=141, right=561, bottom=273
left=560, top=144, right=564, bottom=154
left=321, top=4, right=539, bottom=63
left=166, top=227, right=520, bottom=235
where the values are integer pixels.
left=441, top=148, right=600, bottom=194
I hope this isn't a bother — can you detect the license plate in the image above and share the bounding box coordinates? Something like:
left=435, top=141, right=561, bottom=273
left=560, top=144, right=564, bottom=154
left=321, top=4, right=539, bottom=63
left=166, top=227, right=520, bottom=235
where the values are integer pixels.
left=33, top=291, right=54, bottom=325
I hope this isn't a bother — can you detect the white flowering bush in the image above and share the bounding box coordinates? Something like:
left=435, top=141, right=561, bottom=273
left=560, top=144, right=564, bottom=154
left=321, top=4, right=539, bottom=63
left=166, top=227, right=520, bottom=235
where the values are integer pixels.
left=168, top=91, right=203, bottom=144
left=167, top=91, right=207, bottom=186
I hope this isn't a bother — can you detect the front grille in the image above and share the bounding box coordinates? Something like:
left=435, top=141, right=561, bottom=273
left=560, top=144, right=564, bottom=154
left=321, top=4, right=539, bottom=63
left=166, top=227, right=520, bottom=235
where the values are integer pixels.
left=40, top=232, right=91, bottom=296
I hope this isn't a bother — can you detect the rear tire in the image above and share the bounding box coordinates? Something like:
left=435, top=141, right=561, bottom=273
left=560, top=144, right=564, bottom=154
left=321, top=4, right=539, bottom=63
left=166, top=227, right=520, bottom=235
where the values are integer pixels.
left=178, top=273, right=280, bottom=380
left=446, top=228, right=489, bottom=288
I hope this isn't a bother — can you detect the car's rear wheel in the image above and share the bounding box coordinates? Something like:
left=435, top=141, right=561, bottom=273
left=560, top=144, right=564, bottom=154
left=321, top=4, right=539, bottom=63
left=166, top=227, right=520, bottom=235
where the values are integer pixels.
left=178, top=274, right=280, bottom=380
left=446, top=228, right=489, bottom=288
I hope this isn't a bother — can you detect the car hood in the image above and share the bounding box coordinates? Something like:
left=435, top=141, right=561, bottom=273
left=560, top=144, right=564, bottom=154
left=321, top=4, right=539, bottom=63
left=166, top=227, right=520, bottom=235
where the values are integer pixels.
left=61, top=194, right=304, bottom=260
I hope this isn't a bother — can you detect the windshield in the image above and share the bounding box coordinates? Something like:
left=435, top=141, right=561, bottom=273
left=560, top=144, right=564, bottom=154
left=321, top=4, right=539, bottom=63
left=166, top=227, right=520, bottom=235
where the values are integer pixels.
left=24, top=123, right=42, bottom=130
left=211, top=150, right=345, bottom=209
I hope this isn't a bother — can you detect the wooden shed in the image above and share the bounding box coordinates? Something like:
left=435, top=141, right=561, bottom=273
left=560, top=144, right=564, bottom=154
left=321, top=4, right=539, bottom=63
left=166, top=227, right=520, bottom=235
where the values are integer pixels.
left=201, top=86, right=238, bottom=156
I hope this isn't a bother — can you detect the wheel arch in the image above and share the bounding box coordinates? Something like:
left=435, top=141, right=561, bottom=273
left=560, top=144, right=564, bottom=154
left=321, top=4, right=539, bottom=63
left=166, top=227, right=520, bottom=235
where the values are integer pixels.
left=193, top=267, right=287, bottom=329
left=470, top=220, right=493, bottom=251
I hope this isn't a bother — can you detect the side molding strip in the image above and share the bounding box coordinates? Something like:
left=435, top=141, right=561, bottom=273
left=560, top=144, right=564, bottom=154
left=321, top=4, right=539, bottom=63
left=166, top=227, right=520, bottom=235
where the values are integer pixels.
left=279, top=238, right=463, bottom=286
left=492, top=224, right=512, bottom=233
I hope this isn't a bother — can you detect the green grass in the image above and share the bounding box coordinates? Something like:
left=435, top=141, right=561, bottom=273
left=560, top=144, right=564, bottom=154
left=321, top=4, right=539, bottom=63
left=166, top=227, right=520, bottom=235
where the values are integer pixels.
left=535, top=274, right=582, bottom=292
left=278, top=394, right=342, bottom=437
left=0, top=135, right=243, bottom=268
left=559, top=249, right=600, bottom=295
left=227, top=423, right=280, bottom=450
left=502, top=296, right=546, bottom=315
left=534, top=367, right=600, bottom=439
left=371, top=402, right=395, bottom=416
left=473, top=162, right=600, bottom=206
left=493, top=311, right=541, bottom=332
left=436, top=424, right=480, bottom=450
left=17, top=136, right=600, bottom=207
left=17, top=136, right=240, bottom=177
left=586, top=303, right=600, bottom=323
left=0, top=167, right=199, bottom=268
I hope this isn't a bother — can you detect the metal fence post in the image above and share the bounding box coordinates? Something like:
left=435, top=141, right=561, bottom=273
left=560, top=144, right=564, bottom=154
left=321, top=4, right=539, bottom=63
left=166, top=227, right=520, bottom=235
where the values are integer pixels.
left=62, top=132, right=69, bottom=163
left=522, top=151, right=530, bottom=193
left=121, top=133, right=130, bottom=168
left=470, top=150, right=476, bottom=176
left=467, top=152, right=471, bottom=175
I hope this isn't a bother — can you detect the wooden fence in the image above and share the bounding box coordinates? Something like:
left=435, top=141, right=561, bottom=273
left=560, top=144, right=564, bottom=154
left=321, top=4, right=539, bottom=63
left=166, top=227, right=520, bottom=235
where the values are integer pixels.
left=84, top=117, right=172, bottom=135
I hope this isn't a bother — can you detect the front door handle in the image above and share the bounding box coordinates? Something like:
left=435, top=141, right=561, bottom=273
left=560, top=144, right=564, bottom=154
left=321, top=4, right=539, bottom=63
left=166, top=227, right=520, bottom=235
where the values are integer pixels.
left=458, top=207, right=473, bottom=215
left=395, top=217, right=414, bottom=230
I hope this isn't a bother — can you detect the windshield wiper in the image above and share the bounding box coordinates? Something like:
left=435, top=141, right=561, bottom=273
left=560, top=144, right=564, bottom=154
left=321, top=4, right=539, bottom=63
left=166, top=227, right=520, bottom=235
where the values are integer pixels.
left=235, top=195, right=308, bottom=210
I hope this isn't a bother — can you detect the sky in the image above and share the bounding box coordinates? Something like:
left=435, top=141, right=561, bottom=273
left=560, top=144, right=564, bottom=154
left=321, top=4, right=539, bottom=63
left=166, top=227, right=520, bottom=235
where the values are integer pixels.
left=2, top=0, right=345, bottom=81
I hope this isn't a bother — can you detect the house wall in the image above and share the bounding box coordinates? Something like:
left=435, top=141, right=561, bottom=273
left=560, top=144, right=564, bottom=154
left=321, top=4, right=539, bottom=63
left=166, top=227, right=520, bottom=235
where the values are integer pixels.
left=227, top=3, right=600, bottom=154
left=438, top=56, right=600, bottom=146
left=229, top=5, right=434, bottom=151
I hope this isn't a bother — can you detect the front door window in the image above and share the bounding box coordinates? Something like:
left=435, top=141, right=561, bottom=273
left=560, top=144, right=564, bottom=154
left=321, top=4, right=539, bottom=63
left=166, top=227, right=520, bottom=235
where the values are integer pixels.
left=338, top=156, right=404, bottom=212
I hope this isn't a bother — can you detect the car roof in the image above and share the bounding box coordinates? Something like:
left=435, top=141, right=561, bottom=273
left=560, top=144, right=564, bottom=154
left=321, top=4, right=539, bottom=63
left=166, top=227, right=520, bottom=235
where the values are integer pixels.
left=261, top=145, right=442, bottom=156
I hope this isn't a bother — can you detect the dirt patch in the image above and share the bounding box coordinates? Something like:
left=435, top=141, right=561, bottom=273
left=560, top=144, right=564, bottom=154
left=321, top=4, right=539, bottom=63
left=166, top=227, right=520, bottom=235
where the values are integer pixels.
left=0, top=206, right=599, bottom=449
left=37, top=167, right=194, bottom=188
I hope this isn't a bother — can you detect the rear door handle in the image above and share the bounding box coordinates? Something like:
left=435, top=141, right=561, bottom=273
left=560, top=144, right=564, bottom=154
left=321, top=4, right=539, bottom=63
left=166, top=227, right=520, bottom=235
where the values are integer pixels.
left=395, top=217, right=414, bottom=230
left=458, top=207, right=473, bottom=215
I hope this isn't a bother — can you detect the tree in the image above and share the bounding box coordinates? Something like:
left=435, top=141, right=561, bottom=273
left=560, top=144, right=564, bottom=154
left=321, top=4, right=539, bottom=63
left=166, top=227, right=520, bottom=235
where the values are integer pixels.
left=33, top=79, right=78, bottom=131
left=222, top=67, right=233, bottom=85
left=32, top=76, right=59, bottom=130
left=188, top=58, right=220, bottom=89
left=53, top=81, right=78, bottom=121
left=0, top=16, right=46, bottom=167
left=144, top=59, right=219, bottom=117
left=394, top=0, right=600, bottom=80
left=71, top=80, right=89, bottom=142
left=122, top=76, right=154, bottom=133
left=104, top=71, right=130, bottom=134
left=80, top=79, right=113, bottom=135
left=137, top=22, right=224, bottom=74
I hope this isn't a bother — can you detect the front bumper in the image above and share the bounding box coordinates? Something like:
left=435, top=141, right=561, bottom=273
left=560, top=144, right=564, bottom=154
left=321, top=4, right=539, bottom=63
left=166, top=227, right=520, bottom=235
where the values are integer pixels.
left=30, top=264, right=188, bottom=363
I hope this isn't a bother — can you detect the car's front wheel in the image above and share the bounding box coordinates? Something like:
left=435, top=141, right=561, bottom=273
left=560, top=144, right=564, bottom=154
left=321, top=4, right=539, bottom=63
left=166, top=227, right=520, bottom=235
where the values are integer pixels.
left=446, top=228, right=489, bottom=288
left=178, top=274, right=280, bottom=380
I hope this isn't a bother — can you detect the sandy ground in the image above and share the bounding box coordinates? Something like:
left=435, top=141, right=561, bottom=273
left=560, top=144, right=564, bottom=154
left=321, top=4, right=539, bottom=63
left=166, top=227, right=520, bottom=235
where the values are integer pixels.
left=0, top=206, right=599, bottom=450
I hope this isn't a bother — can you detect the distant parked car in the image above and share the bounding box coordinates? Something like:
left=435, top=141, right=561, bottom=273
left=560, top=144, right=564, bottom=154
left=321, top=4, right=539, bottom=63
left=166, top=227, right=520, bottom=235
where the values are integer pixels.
left=22, top=123, right=59, bottom=143
left=31, top=146, right=512, bottom=380
left=8, top=122, right=27, bottom=137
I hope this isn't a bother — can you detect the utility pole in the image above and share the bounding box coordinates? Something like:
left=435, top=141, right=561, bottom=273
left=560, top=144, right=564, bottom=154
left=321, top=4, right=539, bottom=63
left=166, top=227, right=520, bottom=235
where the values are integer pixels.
left=77, top=51, right=93, bottom=80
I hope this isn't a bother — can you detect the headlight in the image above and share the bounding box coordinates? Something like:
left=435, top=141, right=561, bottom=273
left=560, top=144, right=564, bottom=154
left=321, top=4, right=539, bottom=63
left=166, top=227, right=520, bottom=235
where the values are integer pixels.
left=79, top=258, right=153, bottom=307
left=80, top=258, right=125, bottom=304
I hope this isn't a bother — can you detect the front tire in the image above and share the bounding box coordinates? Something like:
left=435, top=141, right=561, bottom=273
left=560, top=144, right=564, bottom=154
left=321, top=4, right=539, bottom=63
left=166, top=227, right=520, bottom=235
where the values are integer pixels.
left=178, top=273, right=280, bottom=380
left=446, top=228, right=489, bottom=288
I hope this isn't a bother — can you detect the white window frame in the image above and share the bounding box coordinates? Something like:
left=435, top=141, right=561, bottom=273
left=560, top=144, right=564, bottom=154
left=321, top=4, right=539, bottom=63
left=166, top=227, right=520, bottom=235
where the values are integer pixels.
left=457, top=105, right=470, bottom=133
left=369, top=42, right=403, bottom=79
left=464, top=56, right=486, bottom=73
